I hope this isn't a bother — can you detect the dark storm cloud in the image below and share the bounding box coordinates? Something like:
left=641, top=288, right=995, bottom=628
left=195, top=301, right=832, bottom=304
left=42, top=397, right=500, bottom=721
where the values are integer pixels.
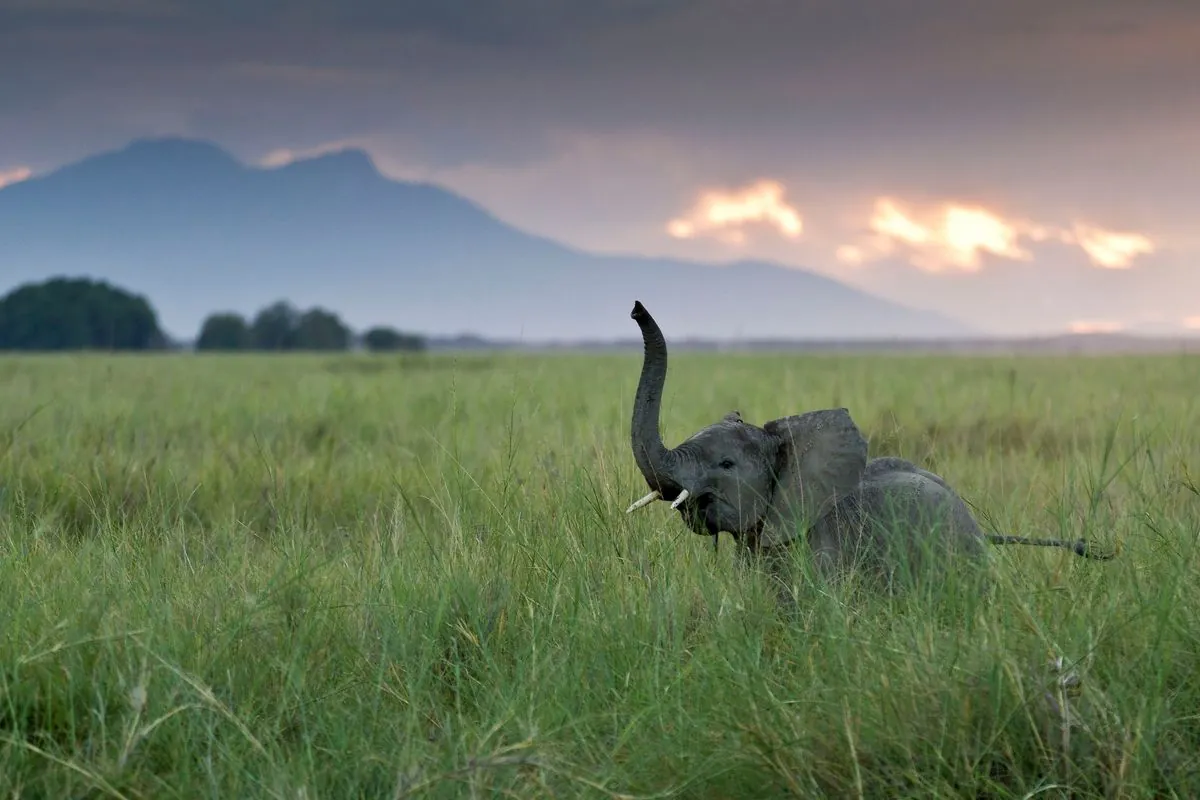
left=4, top=0, right=1196, bottom=88
left=2, top=0, right=1198, bottom=171
left=0, top=0, right=689, bottom=45
left=3, top=0, right=1191, bottom=55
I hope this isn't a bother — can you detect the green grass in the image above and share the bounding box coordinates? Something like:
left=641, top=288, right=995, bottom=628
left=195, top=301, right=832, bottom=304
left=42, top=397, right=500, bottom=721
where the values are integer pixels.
left=1, top=350, right=1199, bottom=798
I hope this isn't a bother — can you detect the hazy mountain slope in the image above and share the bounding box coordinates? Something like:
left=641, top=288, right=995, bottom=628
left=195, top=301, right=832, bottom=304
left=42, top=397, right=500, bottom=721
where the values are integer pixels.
left=0, top=137, right=975, bottom=341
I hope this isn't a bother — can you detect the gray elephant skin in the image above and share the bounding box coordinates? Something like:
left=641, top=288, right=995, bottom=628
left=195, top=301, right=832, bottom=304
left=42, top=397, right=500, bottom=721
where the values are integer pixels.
left=624, top=300, right=1113, bottom=593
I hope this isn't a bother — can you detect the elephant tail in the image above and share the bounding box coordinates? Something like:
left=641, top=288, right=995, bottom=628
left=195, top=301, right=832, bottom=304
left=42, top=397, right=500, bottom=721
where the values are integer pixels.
left=985, top=534, right=1117, bottom=560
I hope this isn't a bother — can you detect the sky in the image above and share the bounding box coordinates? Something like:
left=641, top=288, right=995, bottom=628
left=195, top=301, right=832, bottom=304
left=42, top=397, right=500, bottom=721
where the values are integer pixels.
left=3, top=0, right=1199, bottom=337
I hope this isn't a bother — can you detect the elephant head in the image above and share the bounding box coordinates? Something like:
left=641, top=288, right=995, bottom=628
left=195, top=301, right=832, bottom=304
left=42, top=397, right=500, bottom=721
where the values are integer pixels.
left=627, top=300, right=868, bottom=550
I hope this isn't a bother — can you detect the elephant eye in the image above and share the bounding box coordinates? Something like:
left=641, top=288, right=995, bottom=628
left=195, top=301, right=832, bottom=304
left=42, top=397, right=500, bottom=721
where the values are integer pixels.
left=719, top=458, right=736, bottom=470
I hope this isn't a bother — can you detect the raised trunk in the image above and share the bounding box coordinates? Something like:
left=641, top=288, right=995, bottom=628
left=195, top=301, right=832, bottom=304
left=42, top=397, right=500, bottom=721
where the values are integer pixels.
left=629, top=301, right=682, bottom=495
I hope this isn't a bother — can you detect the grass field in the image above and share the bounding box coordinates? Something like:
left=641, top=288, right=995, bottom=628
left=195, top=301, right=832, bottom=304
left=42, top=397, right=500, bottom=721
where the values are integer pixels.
left=1, top=350, right=1199, bottom=798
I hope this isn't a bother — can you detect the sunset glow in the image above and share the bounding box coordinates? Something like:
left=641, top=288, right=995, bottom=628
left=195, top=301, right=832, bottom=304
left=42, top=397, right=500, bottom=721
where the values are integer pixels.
left=258, top=139, right=365, bottom=169
left=1067, top=225, right=1155, bottom=270
left=870, top=199, right=931, bottom=246
left=834, top=244, right=868, bottom=265
left=1068, top=320, right=1126, bottom=334
left=836, top=197, right=1156, bottom=273
left=942, top=205, right=1030, bottom=264
left=666, top=180, right=1156, bottom=277
left=666, top=179, right=803, bottom=243
left=839, top=197, right=1034, bottom=272
left=260, top=149, right=299, bottom=168
left=0, top=167, right=32, bottom=190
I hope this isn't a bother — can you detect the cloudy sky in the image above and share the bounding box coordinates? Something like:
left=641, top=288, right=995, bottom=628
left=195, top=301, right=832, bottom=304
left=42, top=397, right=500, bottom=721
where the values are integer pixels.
left=3, top=0, right=1199, bottom=336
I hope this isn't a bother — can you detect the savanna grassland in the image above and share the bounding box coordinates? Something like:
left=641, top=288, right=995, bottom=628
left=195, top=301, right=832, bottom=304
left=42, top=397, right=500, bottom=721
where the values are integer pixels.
left=1, top=350, right=1199, bottom=798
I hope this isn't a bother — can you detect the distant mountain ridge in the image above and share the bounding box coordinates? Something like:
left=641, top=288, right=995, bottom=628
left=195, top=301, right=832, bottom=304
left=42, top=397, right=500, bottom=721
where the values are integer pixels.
left=0, top=136, right=976, bottom=341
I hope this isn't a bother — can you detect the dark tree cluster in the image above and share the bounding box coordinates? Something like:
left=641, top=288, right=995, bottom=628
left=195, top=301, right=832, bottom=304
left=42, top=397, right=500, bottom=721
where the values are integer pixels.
left=0, top=277, right=427, bottom=353
left=196, top=300, right=426, bottom=353
left=361, top=326, right=427, bottom=353
left=0, top=277, right=167, bottom=351
left=196, top=301, right=350, bottom=351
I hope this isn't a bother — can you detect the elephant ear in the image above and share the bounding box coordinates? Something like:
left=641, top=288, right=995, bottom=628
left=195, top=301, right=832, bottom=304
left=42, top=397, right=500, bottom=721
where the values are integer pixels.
left=759, top=408, right=868, bottom=548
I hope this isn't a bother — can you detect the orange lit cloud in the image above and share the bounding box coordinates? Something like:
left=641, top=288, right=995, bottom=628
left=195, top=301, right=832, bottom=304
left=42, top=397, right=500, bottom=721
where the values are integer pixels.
left=0, top=167, right=32, bottom=190
left=866, top=198, right=1032, bottom=271
left=834, top=244, right=871, bottom=265
left=1068, top=320, right=1126, bottom=334
left=260, top=149, right=302, bottom=168
left=837, top=197, right=1156, bottom=273
left=1183, top=316, right=1200, bottom=331
left=258, top=139, right=365, bottom=168
left=667, top=179, right=803, bottom=245
left=1067, top=225, right=1155, bottom=270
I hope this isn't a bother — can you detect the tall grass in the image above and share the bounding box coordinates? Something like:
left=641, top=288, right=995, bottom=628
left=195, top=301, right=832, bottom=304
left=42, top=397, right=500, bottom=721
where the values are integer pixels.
left=1, top=351, right=1198, bottom=797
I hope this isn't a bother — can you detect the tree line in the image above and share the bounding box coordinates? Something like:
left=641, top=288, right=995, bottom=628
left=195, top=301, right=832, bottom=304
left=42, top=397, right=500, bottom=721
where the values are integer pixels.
left=0, top=277, right=427, bottom=353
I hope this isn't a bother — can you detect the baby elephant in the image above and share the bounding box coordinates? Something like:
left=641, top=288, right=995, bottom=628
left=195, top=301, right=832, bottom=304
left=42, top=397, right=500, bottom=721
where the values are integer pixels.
left=624, top=300, right=1113, bottom=592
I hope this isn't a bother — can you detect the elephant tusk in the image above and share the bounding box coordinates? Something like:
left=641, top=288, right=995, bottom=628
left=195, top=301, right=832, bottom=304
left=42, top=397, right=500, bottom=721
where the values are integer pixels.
left=626, top=490, right=660, bottom=513
left=669, top=489, right=691, bottom=509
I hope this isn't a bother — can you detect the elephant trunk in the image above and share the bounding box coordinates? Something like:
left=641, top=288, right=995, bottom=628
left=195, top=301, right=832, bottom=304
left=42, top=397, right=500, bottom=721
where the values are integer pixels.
left=629, top=301, right=683, bottom=497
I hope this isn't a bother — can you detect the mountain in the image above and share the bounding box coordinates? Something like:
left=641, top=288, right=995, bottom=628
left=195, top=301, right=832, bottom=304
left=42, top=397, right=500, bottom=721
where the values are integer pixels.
left=0, top=137, right=975, bottom=341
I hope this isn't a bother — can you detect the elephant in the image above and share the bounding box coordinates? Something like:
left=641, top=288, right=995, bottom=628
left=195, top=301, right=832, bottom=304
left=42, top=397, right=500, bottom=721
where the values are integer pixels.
left=623, top=300, right=1113, bottom=593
